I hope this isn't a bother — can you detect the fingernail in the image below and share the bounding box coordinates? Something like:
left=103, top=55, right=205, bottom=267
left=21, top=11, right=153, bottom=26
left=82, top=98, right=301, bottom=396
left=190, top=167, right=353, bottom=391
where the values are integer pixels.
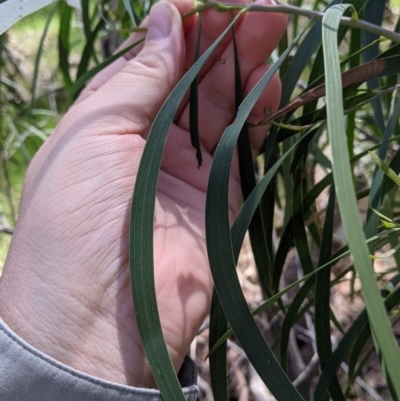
left=146, top=2, right=172, bottom=41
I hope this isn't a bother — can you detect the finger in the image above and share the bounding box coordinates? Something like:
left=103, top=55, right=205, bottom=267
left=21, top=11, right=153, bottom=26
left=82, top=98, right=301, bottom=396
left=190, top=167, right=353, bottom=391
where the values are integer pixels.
left=178, top=0, right=287, bottom=151
left=71, top=1, right=186, bottom=137
left=76, top=0, right=195, bottom=105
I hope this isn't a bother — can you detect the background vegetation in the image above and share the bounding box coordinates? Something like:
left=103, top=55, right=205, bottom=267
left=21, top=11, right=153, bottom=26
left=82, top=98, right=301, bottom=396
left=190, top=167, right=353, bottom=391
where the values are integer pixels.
left=1, top=0, right=400, bottom=400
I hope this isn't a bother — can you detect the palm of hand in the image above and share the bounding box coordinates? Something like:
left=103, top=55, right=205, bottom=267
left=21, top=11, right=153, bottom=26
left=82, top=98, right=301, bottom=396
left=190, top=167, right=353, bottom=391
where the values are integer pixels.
left=0, top=0, right=286, bottom=389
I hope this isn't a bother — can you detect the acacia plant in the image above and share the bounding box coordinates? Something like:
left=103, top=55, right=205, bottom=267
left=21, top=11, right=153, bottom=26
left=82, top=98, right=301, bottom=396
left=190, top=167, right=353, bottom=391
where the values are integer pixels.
left=1, top=0, right=400, bottom=400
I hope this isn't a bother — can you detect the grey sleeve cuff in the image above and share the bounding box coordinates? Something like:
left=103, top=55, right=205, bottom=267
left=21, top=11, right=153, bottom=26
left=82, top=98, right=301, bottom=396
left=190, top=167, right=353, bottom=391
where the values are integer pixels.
left=0, top=319, right=198, bottom=401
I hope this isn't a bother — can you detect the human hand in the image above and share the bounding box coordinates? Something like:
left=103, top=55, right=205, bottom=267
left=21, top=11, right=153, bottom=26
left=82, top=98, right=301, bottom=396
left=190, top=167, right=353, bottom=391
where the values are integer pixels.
left=0, top=0, right=287, bottom=388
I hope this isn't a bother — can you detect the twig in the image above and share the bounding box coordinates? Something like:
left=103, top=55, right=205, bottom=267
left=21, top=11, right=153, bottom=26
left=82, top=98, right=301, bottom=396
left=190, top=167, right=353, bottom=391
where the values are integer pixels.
left=255, top=59, right=386, bottom=126
left=340, top=362, right=385, bottom=401
left=292, top=352, right=319, bottom=388
left=183, top=2, right=400, bottom=44
left=251, top=84, right=400, bottom=130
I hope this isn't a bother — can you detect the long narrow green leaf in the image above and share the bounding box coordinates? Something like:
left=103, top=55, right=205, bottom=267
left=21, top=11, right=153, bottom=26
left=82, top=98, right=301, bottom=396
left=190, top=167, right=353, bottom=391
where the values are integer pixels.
left=323, top=4, right=400, bottom=398
left=278, top=31, right=290, bottom=80
left=280, top=134, right=294, bottom=233
left=81, top=0, right=91, bottom=41
left=209, top=290, right=229, bottom=401
left=129, top=12, right=244, bottom=401
left=76, top=19, right=104, bottom=80
left=259, top=148, right=277, bottom=292
left=314, top=185, right=344, bottom=401
left=206, top=28, right=307, bottom=401
left=30, top=2, right=58, bottom=108
left=58, top=0, right=73, bottom=89
left=232, top=18, right=271, bottom=295
left=292, top=162, right=314, bottom=276
left=208, top=26, right=228, bottom=401
left=209, top=23, right=267, bottom=400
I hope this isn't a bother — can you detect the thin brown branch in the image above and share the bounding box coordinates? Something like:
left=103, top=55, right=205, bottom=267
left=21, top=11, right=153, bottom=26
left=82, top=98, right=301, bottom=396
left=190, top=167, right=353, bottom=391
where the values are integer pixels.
left=183, top=2, right=400, bottom=44
left=251, top=84, right=400, bottom=129
left=255, top=59, right=386, bottom=126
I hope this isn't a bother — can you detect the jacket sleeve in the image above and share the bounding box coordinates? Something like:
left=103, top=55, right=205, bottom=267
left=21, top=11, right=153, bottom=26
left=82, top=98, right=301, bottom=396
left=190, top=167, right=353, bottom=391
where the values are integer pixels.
left=0, top=319, right=199, bottom=401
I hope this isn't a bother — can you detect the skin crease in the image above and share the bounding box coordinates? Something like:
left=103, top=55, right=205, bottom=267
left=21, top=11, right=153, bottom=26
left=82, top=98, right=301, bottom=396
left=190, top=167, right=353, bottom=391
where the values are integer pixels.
left=0, top=0, right=287, bottom=390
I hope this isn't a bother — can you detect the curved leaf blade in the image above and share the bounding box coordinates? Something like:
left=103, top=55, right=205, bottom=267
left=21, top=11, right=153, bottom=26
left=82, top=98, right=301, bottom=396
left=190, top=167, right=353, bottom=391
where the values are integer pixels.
left=205, top=27, right=308, bottom=401
left=129, top=12, right=244, bottom=401
left=322, top=4, right=400, bottom=397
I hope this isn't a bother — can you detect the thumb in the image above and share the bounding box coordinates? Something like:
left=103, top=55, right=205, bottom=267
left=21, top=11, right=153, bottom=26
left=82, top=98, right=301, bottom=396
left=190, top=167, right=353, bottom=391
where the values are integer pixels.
left=83, top=1, right=185, bottom=135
